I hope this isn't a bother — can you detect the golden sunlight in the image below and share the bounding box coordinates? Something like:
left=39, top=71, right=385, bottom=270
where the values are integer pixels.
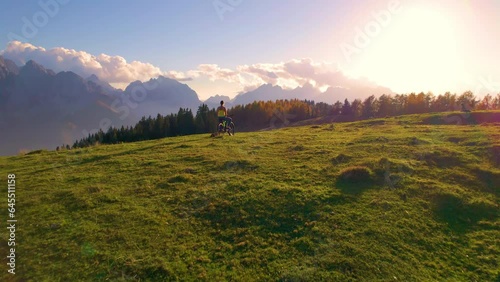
left=352, top=5, right=467, bottom=94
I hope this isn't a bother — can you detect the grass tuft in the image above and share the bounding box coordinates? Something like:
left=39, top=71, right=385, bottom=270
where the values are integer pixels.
left=338, top=166, right=373, bottom=183
left=289, top=145, right=305, bottom=151
left=332, top=153, right=351, bottom=164
left=168, top=175, right=190, bottom=183
left=336, top=166, right=376, bottom=195
left=26, top=149, right=49, bottom=155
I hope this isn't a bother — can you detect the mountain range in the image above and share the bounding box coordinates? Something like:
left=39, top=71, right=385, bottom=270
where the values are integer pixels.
left=0, top=56, right=392, bottom=155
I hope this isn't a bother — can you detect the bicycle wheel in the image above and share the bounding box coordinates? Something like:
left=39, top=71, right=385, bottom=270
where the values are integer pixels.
left=218, top=123, right=224, bottom=133
left=228, top=122, right=235, bottom=136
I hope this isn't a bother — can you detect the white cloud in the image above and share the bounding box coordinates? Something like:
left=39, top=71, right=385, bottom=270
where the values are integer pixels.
left=1, top=41, right=392, bottom=97
left=189, top=58, right=388, bottom=95
left=1, top=41, right=169, bottom=86
left=195, top=64, right=240, bottom=82
left=165, top=70, right=195, bottom=82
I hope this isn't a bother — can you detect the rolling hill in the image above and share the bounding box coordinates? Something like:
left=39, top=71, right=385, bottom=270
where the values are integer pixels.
left=0, top=112, right=498, bottom=281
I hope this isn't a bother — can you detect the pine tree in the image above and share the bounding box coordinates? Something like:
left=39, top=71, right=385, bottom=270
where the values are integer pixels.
left=362, top=95, right=376, bottom=118
left=341, top=99, right=352, bottom=116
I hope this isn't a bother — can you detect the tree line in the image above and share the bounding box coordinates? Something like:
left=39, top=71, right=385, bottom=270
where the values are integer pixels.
left=68, top=105, right=217, bottom=149
left=66, top=91, right=500, bottom=149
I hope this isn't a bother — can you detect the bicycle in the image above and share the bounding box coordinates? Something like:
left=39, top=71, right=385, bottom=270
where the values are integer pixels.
left=218, top=119, right=235, bottom=136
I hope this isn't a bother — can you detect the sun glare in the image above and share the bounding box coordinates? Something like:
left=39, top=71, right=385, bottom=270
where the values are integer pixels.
left=352, top=5, right=466, bottom=94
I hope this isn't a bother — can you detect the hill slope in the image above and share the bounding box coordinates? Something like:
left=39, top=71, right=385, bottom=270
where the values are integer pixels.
left=0, top=112, right=499, bottom=281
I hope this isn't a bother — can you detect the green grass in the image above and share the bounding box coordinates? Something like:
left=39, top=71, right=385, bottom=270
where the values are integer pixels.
left=1, top=111, right=499, bottom=281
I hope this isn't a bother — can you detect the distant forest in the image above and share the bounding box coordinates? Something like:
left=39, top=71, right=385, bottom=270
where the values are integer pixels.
left=67, top=91, right=500, bottom=149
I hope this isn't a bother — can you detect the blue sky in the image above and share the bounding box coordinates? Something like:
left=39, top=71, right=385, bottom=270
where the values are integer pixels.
left=1, top=0, right=499, bottom=100
left=1, top=1, right=346, bottom=68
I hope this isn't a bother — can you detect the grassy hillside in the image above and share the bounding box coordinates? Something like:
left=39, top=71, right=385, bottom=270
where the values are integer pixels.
left=1, top=111, right=499, bottom=281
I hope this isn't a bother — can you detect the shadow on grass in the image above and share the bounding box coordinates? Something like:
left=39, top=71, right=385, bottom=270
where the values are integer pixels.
left=430, top=192, right=498, bottom=233
left=335, top=181, right=377, bottom=196
left=490, top=145, right=500, bottom=167
left=53, top=190, right=91, bottom=211
left=222, top=160, right=258, bottom=171
left=191, top=188, right=340, bottom=256
left=473, top=168, right=500, bottom=196
left=419, top=149, right=462, bottom=168
left=335, top=166, right=378, bottom=196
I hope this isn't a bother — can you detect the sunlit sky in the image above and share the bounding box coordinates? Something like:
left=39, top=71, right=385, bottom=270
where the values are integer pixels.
left=0, top=0, right=499, bottom=100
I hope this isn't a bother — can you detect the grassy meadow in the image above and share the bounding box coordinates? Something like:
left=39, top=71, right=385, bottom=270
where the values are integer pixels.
left=0, top=111, right=499, bottom=281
